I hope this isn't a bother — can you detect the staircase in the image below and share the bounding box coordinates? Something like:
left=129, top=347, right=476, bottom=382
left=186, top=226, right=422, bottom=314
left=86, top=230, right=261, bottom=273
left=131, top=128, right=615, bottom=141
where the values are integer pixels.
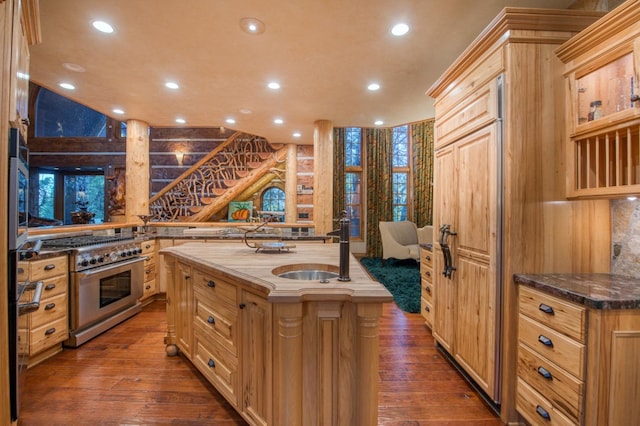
left=149, top=132, right=287, bottom=221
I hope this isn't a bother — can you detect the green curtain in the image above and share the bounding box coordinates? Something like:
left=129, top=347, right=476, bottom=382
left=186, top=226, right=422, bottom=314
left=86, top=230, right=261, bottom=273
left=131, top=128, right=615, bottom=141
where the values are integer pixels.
left=333, top=128, right=346, bottom=219
left=365, top=127, right=393, bottom=257
left=411, top=119, right=434, bottom=227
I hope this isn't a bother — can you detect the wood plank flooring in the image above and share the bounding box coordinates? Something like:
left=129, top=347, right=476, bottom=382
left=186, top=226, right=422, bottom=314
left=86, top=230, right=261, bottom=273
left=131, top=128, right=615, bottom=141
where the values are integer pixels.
left=19, top=300, right=502, bottom=425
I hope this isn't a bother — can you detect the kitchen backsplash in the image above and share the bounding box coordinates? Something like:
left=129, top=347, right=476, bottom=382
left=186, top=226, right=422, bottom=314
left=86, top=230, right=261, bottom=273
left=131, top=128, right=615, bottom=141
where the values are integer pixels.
left=611, top=199, right=640, bottom=278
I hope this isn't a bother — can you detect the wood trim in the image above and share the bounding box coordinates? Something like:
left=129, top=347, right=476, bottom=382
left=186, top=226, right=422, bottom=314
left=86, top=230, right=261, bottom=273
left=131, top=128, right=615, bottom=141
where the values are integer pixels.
left=20, top=0, right=40, bottom=45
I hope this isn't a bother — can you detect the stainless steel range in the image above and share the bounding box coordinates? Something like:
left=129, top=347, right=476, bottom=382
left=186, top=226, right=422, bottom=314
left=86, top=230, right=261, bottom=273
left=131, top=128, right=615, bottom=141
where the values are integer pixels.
left=40, top=234, right=145, bottom=347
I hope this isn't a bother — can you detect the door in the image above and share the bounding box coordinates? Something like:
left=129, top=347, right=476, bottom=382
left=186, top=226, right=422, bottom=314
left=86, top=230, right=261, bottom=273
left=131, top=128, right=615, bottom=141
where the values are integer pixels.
left=175, top=261, right=193, bottom=356
left=432, top=123, right=499, bottom=401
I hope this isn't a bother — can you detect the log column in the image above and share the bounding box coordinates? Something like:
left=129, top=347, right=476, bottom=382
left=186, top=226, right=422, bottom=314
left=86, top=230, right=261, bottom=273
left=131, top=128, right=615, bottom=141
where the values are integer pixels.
left=285, top=143, right=297, bottom=223
left=313, top=120, right=334, bottom=235
left=125, top=119, right=150, bottom=222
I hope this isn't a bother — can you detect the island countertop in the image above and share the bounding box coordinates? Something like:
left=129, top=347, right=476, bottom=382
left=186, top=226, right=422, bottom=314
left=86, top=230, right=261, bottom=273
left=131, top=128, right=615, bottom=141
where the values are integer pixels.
left=160, top=242, right=393, bottom=303
left=514, top=273, right=640, bottom=309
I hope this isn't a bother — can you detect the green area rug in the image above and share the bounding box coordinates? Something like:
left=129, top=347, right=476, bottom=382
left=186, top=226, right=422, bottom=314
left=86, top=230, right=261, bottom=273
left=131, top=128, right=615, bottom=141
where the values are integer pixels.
left=359, top=257, right=420, bottom=313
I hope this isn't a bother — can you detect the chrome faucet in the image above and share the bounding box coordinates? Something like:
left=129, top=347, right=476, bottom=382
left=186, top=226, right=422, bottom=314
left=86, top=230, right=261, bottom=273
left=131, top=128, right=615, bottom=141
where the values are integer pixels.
left=327, top=210, right=351, bottom=281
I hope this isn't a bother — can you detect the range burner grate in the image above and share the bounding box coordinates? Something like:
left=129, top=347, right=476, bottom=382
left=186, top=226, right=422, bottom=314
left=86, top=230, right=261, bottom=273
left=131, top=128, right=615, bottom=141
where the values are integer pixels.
left=41, top=235, right=134, bottom=249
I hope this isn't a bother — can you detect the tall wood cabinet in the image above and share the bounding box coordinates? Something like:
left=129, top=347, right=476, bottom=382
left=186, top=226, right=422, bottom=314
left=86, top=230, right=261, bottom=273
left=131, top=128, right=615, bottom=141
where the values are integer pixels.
left=427, top=8, right=609, bottom=423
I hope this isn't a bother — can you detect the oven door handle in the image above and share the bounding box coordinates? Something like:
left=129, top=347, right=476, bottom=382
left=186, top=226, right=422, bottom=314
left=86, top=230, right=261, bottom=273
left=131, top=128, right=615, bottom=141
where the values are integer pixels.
left=76, top=256, right=149, bottom=278
left=18, top=280, right=44, bottom=316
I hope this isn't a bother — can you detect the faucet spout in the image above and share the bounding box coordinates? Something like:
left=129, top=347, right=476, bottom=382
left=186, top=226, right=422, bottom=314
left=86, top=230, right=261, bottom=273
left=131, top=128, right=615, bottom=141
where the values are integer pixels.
left=333, top=210, right=351, bottom=282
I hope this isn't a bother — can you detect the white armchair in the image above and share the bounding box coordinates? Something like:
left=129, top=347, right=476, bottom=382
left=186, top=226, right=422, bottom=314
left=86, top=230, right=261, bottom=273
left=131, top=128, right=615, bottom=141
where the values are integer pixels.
left=379, top=221, right=421, bottom=266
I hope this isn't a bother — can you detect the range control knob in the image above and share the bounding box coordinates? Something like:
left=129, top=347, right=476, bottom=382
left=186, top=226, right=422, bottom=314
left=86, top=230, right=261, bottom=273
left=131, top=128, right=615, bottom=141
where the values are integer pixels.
left=110, top=252, right=118, bottom=261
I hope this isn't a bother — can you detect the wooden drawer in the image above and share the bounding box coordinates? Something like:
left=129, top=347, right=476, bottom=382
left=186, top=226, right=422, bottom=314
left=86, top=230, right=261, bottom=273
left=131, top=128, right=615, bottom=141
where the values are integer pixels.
left=194, top=289, right=238, bottom=355
left=421, top=277, right=434, bottom=304
left=28, top=256, right=68, bottom=282
left=518, top=344, right=583, bottom=423
left=142, top=278, right=156, bottom=299
left=517, top=378, right=576, bottom=426
left=193, top=267, right=237, bottom=307
left=421, top=265, right=433, bottom=283
left=29, top=316, right=68, bottom=355
left=519, top=286, right=586, bottom=342
left=421, top=297, right=433, bottom=327
left=143, top=254, right=155, bottom=269
left=144, top=264, right=156, bottom=282
left=141, top=240, right=155, bottom=255
left=30, top=292, right=67, bottom=329
left=420, top=249, right=433, bottom=268
left=193, top=330, right=238, bottom=407
left=19, top=274, right=67, bottom=304
left=519, top=314, right=585, bottom=379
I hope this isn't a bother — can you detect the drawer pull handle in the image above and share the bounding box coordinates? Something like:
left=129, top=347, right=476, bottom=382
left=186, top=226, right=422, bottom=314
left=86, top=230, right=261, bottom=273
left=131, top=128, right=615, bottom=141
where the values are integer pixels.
left=207, top=280, right=216, bottom=288
left=425, top=271, right=431, bottom=278
left=45, top=283, right=56, bottom=291
left=535, top=405, right=551, bottom=421
left=208, top=359, right=216, bottom=368
left=145, top=285, right=151, bottom=290
left=208, top=316, right=216, bottom=325
left=145, top=244, right=151, bottom=249
left=44, top=264, right=56, bottom=271
left=538, top=303, right=554, bottom=315
left=239, top=303, right=246, bottom=309
left=45, top=327, right=56, bottom=336
left=44, top=303, right=56, bottom=310
left=425, top=286, right=432, bottom=295
left=146, top=268, right=152, bottom=274
left=537, top=366, right=553, bottom=380
left=425, top=305, right=430, bottom=313
left=538, top=335, right=553, bottom=347
left=426, top=255, right=431, bottom=261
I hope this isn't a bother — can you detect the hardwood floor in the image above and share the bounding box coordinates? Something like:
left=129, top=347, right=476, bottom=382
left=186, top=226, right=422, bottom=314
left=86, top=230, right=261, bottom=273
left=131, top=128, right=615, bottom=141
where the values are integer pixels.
left=19, top=300, right=502, bottom=425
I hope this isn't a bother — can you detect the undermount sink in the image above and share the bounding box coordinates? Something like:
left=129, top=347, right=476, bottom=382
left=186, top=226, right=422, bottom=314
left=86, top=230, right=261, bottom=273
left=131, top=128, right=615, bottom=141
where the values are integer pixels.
left=272, top=263, right=339, bottom=281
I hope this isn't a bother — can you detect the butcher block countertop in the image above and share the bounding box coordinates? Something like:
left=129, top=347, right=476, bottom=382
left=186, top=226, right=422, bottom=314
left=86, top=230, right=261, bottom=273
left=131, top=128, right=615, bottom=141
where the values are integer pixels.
left=160, top=242, right=393, bottom=303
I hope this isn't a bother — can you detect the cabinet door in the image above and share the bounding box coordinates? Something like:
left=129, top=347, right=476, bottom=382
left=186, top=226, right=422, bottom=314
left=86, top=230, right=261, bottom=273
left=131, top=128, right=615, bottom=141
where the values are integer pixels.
left=453, top=124, right=498, bottom=400
left=432, top=145, right=456, bottom=352
left=241, top=290, right=272, bottom=426
left=175, top=261, right=193, bottom=357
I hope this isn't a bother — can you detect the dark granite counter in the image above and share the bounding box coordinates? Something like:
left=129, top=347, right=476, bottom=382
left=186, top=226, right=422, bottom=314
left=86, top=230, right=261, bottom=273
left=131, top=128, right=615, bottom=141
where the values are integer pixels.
left=514, top=273, right=640, bottom=310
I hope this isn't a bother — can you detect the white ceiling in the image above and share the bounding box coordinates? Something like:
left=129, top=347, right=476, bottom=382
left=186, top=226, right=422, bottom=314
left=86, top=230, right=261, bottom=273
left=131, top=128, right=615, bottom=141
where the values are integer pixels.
left=29, top=0, right=577, bottom=145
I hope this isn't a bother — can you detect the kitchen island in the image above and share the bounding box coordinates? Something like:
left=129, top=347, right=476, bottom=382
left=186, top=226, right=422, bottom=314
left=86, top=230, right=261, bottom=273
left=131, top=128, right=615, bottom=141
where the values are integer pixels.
left=161, top=242, right=393, bottom=426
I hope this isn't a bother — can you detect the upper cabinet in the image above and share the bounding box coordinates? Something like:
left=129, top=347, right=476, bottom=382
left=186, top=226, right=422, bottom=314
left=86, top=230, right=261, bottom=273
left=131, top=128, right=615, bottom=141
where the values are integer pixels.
left=557, top=0, right=640, bottom=198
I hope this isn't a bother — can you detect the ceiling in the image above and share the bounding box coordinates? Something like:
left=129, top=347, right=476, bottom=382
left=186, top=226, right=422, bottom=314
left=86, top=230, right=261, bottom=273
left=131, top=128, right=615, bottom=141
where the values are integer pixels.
left=30, top=0, right=579, bottom=145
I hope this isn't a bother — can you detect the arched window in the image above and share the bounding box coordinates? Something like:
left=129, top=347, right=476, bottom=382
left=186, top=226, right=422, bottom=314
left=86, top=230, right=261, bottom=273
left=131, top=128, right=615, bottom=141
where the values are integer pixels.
left=35, top=87, right=107, bottom=137
left=261, top=187, right=285, bottom=221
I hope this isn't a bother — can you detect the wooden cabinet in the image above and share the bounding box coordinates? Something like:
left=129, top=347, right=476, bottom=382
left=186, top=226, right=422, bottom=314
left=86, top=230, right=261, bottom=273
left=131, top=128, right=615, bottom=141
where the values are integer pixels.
left=557, top=1, right=640, bottom=199
left=140, top=240, right=157, bottom=302
left=516, top=284, right=640, bottom=426
left=18, top=255, right=69, bottom=367
left=427, top=8, right=607, bottom=423
left=419, top=247, right=434, bottom=328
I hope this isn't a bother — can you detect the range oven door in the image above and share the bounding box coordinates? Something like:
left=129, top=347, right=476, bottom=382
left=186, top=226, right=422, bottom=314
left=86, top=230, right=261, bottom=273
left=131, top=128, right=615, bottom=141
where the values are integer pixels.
left=70, top=257, right=144, bottom=334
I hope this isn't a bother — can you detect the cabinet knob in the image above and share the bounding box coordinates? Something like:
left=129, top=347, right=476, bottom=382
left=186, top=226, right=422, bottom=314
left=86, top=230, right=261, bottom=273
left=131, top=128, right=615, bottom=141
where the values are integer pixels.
left=208, top=359, right=216, bottom=368
left=424, top=305, right=430, bottom=313
left=207, top=280, right=216, bottom=288
left=538, top=303, right=554, bottom=315
left=538, top=335, right=553, bottom=347
left=44, top=264, right=56, bottom=271
left=45, top=283, right=56, bottom=291
left=208, top=316, right=215, bottom=325
left=426, top=255, right=431, bottom=261
left=239, top=303, right=246, bottom=309
left=44, top=303, right=56, bottom=310
left=145, top=285, right=151, bottom=290
left=45, top=327, right=56, bottom=336
left=535, top=405, right=551, bottom=421
left=425, top=271, right=431, bottom=278
left=425, top=286, right=431, bottom=295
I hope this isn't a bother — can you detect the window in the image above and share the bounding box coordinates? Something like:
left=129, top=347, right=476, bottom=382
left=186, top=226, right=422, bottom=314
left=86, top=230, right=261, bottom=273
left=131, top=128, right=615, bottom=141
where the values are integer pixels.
left=35, top=172, right=56, bottom=219
left=261, top=187, right=285, bottom=221
left=345, top=128, right=363, bottom=238
left=64, top=175, right=105, bottom=224
left=35, top=87, right=107, bottom=137
left=392, top=125, right=410, bottom=221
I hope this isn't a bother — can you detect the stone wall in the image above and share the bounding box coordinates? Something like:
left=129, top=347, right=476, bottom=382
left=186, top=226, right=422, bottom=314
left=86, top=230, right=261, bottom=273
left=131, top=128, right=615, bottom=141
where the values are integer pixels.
left=611, top=199, right=640, bottom=278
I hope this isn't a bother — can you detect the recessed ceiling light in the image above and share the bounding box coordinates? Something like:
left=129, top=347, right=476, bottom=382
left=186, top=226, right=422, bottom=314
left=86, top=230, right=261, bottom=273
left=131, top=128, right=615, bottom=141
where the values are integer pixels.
left=391, top=23, right=409, bottom=36
left=226, top=118, right=236, bottom=124
left=274, top=118, right=284, bottom=124
left=240, top=17, right=265, bottom=35
left=165, top=82, right=179, bottom=90
left=63, top=62, right=86, bottom=73
left=175, top=118, right=186, bottom=124
left=292, top=132, right=301, bottom=138
left=113, top=108, right=124, bottom=115
left=628, top=196, right=638, bottom=201
left=374, top=120, right=384, bottom=126
left=368, top=83, right=380, bottom=91
left=268, top=82, right=280, bottom=90
left=59, top=82, right=75, bottom=90
left=92, top=20, right=114, bottom=34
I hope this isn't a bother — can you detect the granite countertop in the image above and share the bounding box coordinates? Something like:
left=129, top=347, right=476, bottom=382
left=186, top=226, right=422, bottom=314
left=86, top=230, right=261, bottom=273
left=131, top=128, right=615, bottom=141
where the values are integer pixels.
left=514, top=273, right=640, bottom=310
left=161, top=242, right=393, bottom=304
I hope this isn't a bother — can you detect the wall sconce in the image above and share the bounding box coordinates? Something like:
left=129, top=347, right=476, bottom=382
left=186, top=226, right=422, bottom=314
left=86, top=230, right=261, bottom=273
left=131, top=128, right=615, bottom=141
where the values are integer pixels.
left=175, top=150, right=184, bottom=166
